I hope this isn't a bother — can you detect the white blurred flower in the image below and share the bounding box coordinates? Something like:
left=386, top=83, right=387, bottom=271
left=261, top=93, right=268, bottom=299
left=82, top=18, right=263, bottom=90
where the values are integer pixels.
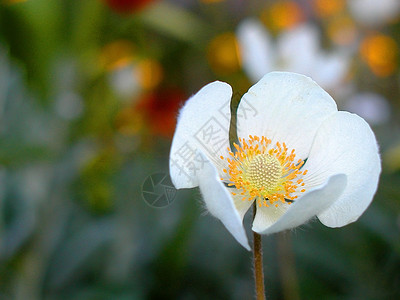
left=109, top=64, right=142, bottom=99
left=108, top=59, right=163, bottom=100
left=169, top=72, right=381, bottom=249
left=348, top=0, right=400, bottom=26
left=344, top=92, right=391, bottom=125
left=237, top=19, right=350, bottom=91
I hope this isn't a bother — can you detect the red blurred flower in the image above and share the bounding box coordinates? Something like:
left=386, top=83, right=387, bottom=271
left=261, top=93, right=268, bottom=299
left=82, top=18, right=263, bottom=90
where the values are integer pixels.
left=138, top=88, right=185, bottom=138
left=116, top=88, right=185, bottom=138
left=104, top=0, right=155, bottom=14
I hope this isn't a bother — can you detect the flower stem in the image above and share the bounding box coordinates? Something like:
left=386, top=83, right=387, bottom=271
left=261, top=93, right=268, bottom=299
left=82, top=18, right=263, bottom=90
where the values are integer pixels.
left=253, top=202, right=266, bottom=300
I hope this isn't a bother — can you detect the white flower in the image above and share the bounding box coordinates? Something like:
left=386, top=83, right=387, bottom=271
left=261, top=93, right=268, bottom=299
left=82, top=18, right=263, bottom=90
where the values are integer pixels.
left=348, top=0, right=400, bottom=27
left=109, top=64, right=142, bottom=99
left=237, top=20, right=350, bottom=91
left=169, top=72, right=381, bottom=250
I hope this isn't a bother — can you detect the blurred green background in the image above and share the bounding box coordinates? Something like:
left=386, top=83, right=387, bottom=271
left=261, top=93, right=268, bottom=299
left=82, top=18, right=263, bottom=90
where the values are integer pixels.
left=0, top=0, right=400, bottom=299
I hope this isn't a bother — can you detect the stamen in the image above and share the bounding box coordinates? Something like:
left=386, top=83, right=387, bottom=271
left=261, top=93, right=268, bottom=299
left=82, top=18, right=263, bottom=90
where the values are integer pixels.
left=221, top=135, right=307, bottom=207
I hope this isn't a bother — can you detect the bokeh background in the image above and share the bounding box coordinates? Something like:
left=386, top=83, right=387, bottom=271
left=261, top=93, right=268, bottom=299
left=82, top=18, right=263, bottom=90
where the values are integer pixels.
left=1, top=0, right=400, bottom=299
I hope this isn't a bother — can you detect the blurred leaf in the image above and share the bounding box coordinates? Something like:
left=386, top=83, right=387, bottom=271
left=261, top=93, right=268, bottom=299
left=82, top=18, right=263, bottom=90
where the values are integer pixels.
left=2, top=0, right=63, bottom=98
left=139, top=2, right=211, bottom=45
left=0, top=140, right=54, bottom=166
left=76, top=147, right=122, bottom=213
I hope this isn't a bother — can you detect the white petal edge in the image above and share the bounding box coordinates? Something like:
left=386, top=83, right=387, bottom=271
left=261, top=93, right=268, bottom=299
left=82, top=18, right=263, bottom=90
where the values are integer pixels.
left=253, top=174, right=347, bottom=235
left=197, top=151, right=250, bottom=250
left=231, top=192, right=254, bottom=221
left=237, top=19, right=274, bottom=83
left=237, top=72, right=338, bottom=159
left=169, top=81, right=232, bottom=189
left=301, top=111, right=381, bottom=227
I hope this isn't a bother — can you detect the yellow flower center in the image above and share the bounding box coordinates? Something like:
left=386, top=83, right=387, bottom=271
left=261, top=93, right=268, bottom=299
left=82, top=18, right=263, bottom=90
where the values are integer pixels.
left=221, top=135, right=308, bottom=207
left=246, top=154, right=283, bottom=193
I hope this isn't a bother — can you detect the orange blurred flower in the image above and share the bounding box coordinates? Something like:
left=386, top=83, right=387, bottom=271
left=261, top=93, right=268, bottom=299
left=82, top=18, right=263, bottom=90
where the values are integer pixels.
left=261, top=1, right=304, bottom=32
left=100, top=40, right=135, bottom=71
left=207, top=32, right=241, bottom=75
left=137, top=59, right=163, bottom=90
left=360, top=33, right=398, bottom=77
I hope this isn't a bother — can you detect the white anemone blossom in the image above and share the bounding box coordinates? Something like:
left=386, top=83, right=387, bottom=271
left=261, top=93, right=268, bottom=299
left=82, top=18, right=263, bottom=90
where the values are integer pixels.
left=237, top=20, right=350, bottom=91
left=169, top=72, right=381, bottom=250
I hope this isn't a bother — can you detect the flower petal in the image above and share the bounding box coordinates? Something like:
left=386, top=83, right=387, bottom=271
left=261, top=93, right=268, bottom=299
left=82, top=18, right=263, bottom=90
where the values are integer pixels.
left=277, top=24, right=318, bottom=75
left=302, top=111, right=381, bottom=227
left=237, top=72, right=337, bottom=159
left=237, top=19, right=274, bottom=83
left=231, top=192, right=254, bottom=221
left=251, top=202, right=290, bottom=233
left=253, top=174, right=347, bottom=234
left=169, top=81, right=232, bottom=189
left=197, top=151, right=250, bottom=250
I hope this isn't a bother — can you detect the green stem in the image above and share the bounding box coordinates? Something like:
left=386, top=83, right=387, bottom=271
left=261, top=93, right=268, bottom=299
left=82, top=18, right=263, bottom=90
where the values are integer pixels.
left=253, top=202, right=266, bottom=300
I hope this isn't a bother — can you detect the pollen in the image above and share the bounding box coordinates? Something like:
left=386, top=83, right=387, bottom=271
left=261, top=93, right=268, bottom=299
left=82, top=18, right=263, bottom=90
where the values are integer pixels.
left=220, top=135, right=307, bottom=207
